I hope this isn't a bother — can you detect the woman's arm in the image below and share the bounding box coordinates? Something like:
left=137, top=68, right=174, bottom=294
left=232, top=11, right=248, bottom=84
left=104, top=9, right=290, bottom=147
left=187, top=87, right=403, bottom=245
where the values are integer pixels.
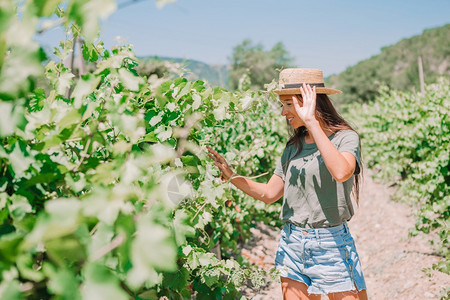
left=293, top=84, right=357, bottom=182
left=206, top=145, right=284, bottom=204
left=307, top=125, right=356, bottom=182
left=229, top=174, right=284, bottom=204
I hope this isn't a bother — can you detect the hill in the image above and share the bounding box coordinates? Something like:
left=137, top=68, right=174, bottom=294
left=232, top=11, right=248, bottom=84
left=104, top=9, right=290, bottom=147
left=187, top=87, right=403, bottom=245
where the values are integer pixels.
left=326, top=24, right=450, bottom=104
left=137, top=56, right=229, bottom=88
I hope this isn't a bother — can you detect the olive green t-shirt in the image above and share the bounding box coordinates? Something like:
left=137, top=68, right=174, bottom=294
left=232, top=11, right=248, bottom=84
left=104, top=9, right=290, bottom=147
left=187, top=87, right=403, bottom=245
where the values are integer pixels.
left=274, top=130, right=361, bottom=228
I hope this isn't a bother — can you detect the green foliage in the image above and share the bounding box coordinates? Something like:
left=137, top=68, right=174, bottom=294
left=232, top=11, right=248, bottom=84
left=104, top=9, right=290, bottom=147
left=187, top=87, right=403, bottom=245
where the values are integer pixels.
left=344, top=78, right=449, bottom=273
left=327, top=24, right=450, bottom=104
left=137, top=56, right=229, bottom=89
left=229, top=39, right=294, bottom=91
left=0, top=1, right=287, bottom=298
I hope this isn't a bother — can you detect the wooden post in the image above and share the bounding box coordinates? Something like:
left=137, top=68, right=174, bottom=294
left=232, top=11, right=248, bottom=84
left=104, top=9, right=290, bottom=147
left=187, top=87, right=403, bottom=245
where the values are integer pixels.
left=65, top=35, right=77, bottom=99
left=418, top=56, right=425, bottom=95
left=211, top=242, right=221, bottom=260
left=76, top=36, right=87, bottom=76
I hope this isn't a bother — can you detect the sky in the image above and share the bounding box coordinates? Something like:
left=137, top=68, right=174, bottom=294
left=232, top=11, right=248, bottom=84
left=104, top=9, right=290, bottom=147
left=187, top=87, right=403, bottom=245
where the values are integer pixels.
left=36, top=0, right=450, bottom=77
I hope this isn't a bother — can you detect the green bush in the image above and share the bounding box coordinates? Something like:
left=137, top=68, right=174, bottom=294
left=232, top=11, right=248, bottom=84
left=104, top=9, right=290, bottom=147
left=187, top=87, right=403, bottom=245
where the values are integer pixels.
left=344, top=78, right=449, bottom=273
left=0, top=1, right=287, bottom=298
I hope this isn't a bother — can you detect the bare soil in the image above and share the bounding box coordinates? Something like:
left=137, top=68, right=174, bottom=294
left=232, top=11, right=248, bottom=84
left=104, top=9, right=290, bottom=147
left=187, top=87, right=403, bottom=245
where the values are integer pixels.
left=241, top=170, right=449, bottom=299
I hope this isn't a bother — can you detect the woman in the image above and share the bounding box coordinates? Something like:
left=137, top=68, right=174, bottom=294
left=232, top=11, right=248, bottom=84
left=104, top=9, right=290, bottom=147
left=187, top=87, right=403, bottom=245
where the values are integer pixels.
left=207, top=68, right=368, bottom=300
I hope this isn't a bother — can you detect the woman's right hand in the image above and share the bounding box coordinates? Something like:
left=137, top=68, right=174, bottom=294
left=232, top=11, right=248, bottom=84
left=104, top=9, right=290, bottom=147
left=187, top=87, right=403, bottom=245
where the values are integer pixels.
left=207, top=146, right=284, bottom=204
left=206, top=145, right=234, bottom=181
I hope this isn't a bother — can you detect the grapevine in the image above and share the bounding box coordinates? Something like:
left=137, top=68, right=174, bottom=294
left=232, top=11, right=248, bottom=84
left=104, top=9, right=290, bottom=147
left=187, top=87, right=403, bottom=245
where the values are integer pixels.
left=344, top=79, right=450, bottom=275
left=0, top=1, right=286, bottom=298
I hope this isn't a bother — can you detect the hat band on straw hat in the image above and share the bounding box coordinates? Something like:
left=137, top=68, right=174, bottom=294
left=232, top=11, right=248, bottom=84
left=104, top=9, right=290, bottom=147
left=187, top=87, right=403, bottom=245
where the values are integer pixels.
left=272, top=68, right=342, bottom=95
left=283, top=83, right=325, bottom=89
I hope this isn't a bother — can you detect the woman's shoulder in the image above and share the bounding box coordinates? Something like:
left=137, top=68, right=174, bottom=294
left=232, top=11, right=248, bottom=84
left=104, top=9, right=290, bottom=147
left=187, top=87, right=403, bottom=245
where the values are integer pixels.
left=334, top=129, right=359, bottom=139
left=281, top=142, right=296, bottom=155
left=332, top=129, right=360, bottom=145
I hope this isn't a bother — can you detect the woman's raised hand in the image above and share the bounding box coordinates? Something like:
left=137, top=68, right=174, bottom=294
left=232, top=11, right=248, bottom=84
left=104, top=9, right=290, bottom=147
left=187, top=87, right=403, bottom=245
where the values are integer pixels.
left=206, top=145, right=234, bottom=181
left=292, top=83, right=318, bottom=126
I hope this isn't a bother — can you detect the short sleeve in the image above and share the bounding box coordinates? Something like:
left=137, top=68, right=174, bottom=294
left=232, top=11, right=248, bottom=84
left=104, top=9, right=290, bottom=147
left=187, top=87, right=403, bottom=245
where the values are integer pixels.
left=274, top=158, right=285, bottom=181
left=337, top=130, right=361, bottom=175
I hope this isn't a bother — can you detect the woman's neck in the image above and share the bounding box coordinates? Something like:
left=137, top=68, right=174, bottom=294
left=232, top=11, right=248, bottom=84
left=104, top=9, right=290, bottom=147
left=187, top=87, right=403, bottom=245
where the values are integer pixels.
left=304, top=126, right=334, bottom=143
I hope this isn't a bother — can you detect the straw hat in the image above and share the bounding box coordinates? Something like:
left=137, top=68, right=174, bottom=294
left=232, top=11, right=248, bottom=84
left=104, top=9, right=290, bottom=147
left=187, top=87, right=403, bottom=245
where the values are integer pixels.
left=273, top=68, right=342, bottom=95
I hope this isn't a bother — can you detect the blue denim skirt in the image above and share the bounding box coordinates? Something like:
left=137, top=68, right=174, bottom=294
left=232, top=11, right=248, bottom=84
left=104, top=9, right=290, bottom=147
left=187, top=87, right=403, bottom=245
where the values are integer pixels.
left=274, top=222, right=366, bottom=295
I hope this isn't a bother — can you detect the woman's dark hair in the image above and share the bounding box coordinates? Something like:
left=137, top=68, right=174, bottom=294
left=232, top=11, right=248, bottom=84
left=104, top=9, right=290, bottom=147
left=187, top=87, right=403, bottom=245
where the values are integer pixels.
left=284, top=94, right=363, bottom=205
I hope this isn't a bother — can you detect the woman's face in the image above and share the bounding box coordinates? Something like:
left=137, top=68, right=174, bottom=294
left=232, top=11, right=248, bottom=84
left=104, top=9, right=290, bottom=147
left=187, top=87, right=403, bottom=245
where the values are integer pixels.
left=279, top=94, right=304, bottom=129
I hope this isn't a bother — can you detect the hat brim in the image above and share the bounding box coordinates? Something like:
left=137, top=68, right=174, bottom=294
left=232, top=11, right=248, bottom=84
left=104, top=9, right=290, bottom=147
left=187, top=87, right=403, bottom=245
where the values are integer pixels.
left=273, top=87, right=342, bottom=95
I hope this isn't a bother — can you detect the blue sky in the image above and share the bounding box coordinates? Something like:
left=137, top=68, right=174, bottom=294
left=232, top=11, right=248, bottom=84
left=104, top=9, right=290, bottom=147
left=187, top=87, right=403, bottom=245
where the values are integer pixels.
left=36, top=0, right=450, bottom=76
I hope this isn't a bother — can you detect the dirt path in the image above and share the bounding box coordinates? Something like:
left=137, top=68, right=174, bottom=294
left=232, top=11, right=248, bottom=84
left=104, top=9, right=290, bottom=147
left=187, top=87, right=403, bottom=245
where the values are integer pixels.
left=242, top=170, right=449, bottom=299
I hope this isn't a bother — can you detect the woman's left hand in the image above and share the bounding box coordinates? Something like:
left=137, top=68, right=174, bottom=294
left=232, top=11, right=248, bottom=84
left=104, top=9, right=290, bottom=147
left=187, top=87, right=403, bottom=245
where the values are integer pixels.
left=292, top=83, right=318, bottom=127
